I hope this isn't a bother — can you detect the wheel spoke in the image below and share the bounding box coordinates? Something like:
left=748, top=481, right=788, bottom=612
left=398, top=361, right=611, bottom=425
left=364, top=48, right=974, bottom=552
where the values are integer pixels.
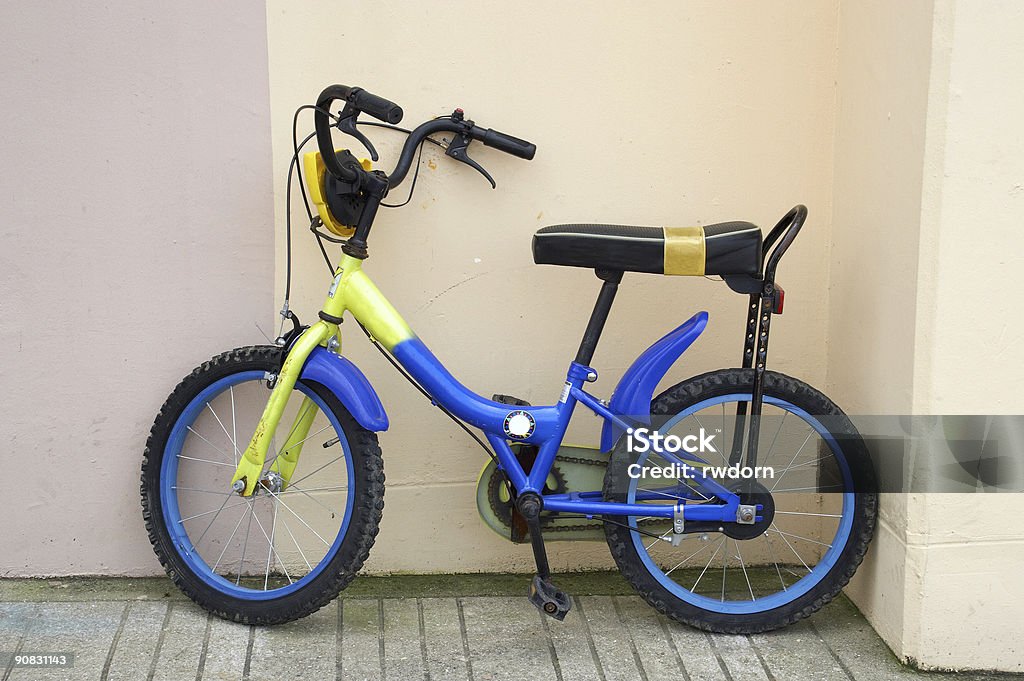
left=779, top=453, right=834, bottom=472
left=646, top=531, right=671, bottom=551
left=691, top=537, right=726, bottom=591
left=763, top=532, right=788, bottom=592
left=212, top=502, right=252, bottom=573
left=236, top=498, right=255, bottom=584
left=249, top=500, right=293, bottom=586
left=286, top=482, right=342, bottom=518
left=184, top=429, right=233, bottom=464
left=735, top=539, right=755, bottom=601
left=760, top=411, right=787, bottom=465
left=637, top=487, right=687, bottom=501
left=206, top=402, right=241, bottom=464
left=277, top=400, right=317, bottom=452
left=263, top=489, right=332, bottom=547
left=179, top=499, right=247, bottom=525
left=690, top=412, right=727, bottom=466
left=771, top=523, right=812, bottom=573
left=229, top=387, right=238, bottom=467
left=265, top=497, right=280, bottom=590
left=281, top=514, right=312, bottom=573
left=172, top=486, right=233, bottom=497
left=771, top=485, right=843, bottom=493
left=186, top=493, right=236, bottom=553
left=770, top=527, right=833, bottom=548
left=774, top=511, right=842, bottom=518
left=289, top=453, right=346, bottom=488
left=176, top=454, right=235, bottom=468
left=279, top=485, right=348, bottom=495
left=720, top=541, right=728, bottom=602
left=665, top=539, right=715, bottom=576
left=769, top=430, right=815, bottom=491
left=277, top=424, right=333, bottom=460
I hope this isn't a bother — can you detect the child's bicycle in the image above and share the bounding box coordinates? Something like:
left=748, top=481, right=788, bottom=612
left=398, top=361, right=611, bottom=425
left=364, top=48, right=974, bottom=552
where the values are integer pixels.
left=141, top=84, right=877, bottom=632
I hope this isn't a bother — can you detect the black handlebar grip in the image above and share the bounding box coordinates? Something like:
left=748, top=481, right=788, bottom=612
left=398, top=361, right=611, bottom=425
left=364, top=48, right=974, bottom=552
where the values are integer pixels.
left=315, top=84, right=356, bottom=181
left=480, top=128, right=536, bottom=160
left=350, top=88, right=404, bottom=125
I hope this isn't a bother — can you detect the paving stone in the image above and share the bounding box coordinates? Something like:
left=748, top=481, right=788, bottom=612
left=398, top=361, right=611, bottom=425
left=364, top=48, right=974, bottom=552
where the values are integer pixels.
left=381, top=598, right=425, bottom=681
left=7, top=601, right=123, bottom=681
left=709, top=632, right=771, bottom=681
left=105, top=601, right=168, bottom=681
left=750, top=617, right=853, bottom=681
left=151, top=603, right=207, bottom=681
left=615, top=596, right=689, bottom=680
left=577, top=595, right=644, bottom=681
left=662, top=620, right=730, bottom=681
left=200, top=615, right=250, bottom=680
left=340, top=598, right=383, bottom=681
left=419, top=598, right=470, bottom=681
left=542, top=598, right=604, bottom=681
left=0, top=577, right=1008, bottom=680
left=248, top=600, right=336, bottom=680
left=0, top=604, right=36, bottom=679
left=460, top=596, right=557, bottom=681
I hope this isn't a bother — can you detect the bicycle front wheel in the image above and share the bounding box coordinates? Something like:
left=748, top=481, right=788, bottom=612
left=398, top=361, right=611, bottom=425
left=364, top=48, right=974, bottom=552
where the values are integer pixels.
left=141, top=346, right=385, bottom=624
left=603, top=368, right=877, bottom=634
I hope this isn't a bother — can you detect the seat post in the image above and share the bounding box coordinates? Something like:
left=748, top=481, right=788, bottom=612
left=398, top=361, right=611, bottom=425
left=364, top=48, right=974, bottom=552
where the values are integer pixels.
left=574, top=269, right=623, bottom=366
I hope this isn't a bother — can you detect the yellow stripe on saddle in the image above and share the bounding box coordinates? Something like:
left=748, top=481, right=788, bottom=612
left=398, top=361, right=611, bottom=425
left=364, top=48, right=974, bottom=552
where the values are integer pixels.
left=662, top=226, right=706, bottom=275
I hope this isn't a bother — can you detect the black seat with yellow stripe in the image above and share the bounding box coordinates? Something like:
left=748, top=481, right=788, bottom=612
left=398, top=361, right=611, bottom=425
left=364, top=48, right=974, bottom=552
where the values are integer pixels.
left=532, top=221, right=763, bottom=277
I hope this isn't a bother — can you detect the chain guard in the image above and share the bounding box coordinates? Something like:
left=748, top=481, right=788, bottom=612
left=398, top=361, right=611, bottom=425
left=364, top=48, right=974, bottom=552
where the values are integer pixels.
left=476, top=444, right=612, bottom=543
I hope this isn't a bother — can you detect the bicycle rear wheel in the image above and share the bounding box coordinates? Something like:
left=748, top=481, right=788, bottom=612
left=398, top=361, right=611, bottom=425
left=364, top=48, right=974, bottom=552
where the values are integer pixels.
left=141, top=346, right=384, bottom=624
left=603, top=368, right=877, bottom=633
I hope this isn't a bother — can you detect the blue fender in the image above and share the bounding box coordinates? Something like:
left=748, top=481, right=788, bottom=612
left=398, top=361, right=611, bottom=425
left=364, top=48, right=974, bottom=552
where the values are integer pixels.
left=599, top=311, right=709, bottom=451
left=299, top=346, right=389, bottom=431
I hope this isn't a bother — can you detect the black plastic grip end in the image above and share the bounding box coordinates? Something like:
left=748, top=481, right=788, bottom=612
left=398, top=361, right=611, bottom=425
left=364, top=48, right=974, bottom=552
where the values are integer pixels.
left=481, top=128, right=536, bottom=160
left=351, top=88, right=404, bottom=125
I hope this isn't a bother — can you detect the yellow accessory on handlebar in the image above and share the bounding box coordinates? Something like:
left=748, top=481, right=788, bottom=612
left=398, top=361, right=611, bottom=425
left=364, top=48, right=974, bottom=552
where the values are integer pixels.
left=302, top=149, right=372, bottom=237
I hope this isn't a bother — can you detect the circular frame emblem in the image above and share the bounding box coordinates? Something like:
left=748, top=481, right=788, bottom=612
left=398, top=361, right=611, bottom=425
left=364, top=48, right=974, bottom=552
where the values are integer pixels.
left=503, top=410, right=536, bottom=439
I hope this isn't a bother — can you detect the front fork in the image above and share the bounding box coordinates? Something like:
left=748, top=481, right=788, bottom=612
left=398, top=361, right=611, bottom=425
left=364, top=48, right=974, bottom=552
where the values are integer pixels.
left=230, top=321, right=334, bottom=496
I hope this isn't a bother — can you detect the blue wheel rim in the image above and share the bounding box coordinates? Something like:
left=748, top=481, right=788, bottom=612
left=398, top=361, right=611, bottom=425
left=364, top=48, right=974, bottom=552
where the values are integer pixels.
left=160, top=371, right=356, bottom=600
left=628, top=393, right=855, bottom=615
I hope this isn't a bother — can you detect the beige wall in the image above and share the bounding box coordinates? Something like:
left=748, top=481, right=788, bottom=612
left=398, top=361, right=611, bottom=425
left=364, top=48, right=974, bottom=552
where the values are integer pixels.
left=0, top=2, right=275, bottom=575
left=266, top=0, right=840, bottom=572
left=829, top=0, right=1024, bottom=672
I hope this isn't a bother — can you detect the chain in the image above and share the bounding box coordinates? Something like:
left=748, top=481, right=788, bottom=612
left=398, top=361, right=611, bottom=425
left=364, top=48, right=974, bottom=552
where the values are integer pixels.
left=553, top=454, right=608, bottom=468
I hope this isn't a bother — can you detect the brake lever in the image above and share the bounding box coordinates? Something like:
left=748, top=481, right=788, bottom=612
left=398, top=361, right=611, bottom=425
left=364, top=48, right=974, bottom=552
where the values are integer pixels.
left=445, top=131, right=496, bottom=189
left=336, top=106, right=379, bottom=162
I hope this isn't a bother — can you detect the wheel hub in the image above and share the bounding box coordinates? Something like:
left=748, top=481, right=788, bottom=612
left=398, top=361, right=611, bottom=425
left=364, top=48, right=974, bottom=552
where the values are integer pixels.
left=257, top=470, right=285, bottom=495
left=721, top=480, right=775, bottom=540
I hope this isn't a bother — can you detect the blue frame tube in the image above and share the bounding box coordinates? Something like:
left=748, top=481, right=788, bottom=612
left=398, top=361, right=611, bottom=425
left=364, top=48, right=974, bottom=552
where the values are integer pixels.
left=389, top=335, right=739, bottom=516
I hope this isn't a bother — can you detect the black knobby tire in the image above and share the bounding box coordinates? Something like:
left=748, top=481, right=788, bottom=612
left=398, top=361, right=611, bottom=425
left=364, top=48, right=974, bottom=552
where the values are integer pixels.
left=140, top=346, right=385, bottom=625
left=603, top=368, right=877, bottom=634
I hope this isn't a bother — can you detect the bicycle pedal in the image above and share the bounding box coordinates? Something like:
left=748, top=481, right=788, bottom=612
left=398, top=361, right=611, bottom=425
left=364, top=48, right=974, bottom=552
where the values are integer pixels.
left=492, top=393, right=532, bottom=407
left=528, top=575, right=572, bottom=621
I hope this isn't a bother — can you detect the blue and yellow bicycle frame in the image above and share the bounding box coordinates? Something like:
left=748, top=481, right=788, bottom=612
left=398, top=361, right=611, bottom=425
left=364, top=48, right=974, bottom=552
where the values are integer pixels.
left=230, top=253, right=743, bottom=524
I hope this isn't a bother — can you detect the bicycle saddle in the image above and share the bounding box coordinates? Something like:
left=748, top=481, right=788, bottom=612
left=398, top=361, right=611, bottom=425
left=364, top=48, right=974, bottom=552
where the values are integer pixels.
left=532, top=221, right=762, bottom=277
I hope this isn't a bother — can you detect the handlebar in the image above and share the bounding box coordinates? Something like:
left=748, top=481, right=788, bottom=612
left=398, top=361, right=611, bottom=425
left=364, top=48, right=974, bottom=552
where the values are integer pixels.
left=313, top=84, right=535, bottom=189
left=478, top=128, right=536, bottom=160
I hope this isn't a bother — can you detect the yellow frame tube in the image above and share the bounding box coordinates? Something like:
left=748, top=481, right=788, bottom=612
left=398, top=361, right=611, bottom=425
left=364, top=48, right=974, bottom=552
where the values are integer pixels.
left=230, top=253, right=413, bottom=496
left=269, top=395, right=318, bottom=487
left=230, top=321, right=331, bottom=495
